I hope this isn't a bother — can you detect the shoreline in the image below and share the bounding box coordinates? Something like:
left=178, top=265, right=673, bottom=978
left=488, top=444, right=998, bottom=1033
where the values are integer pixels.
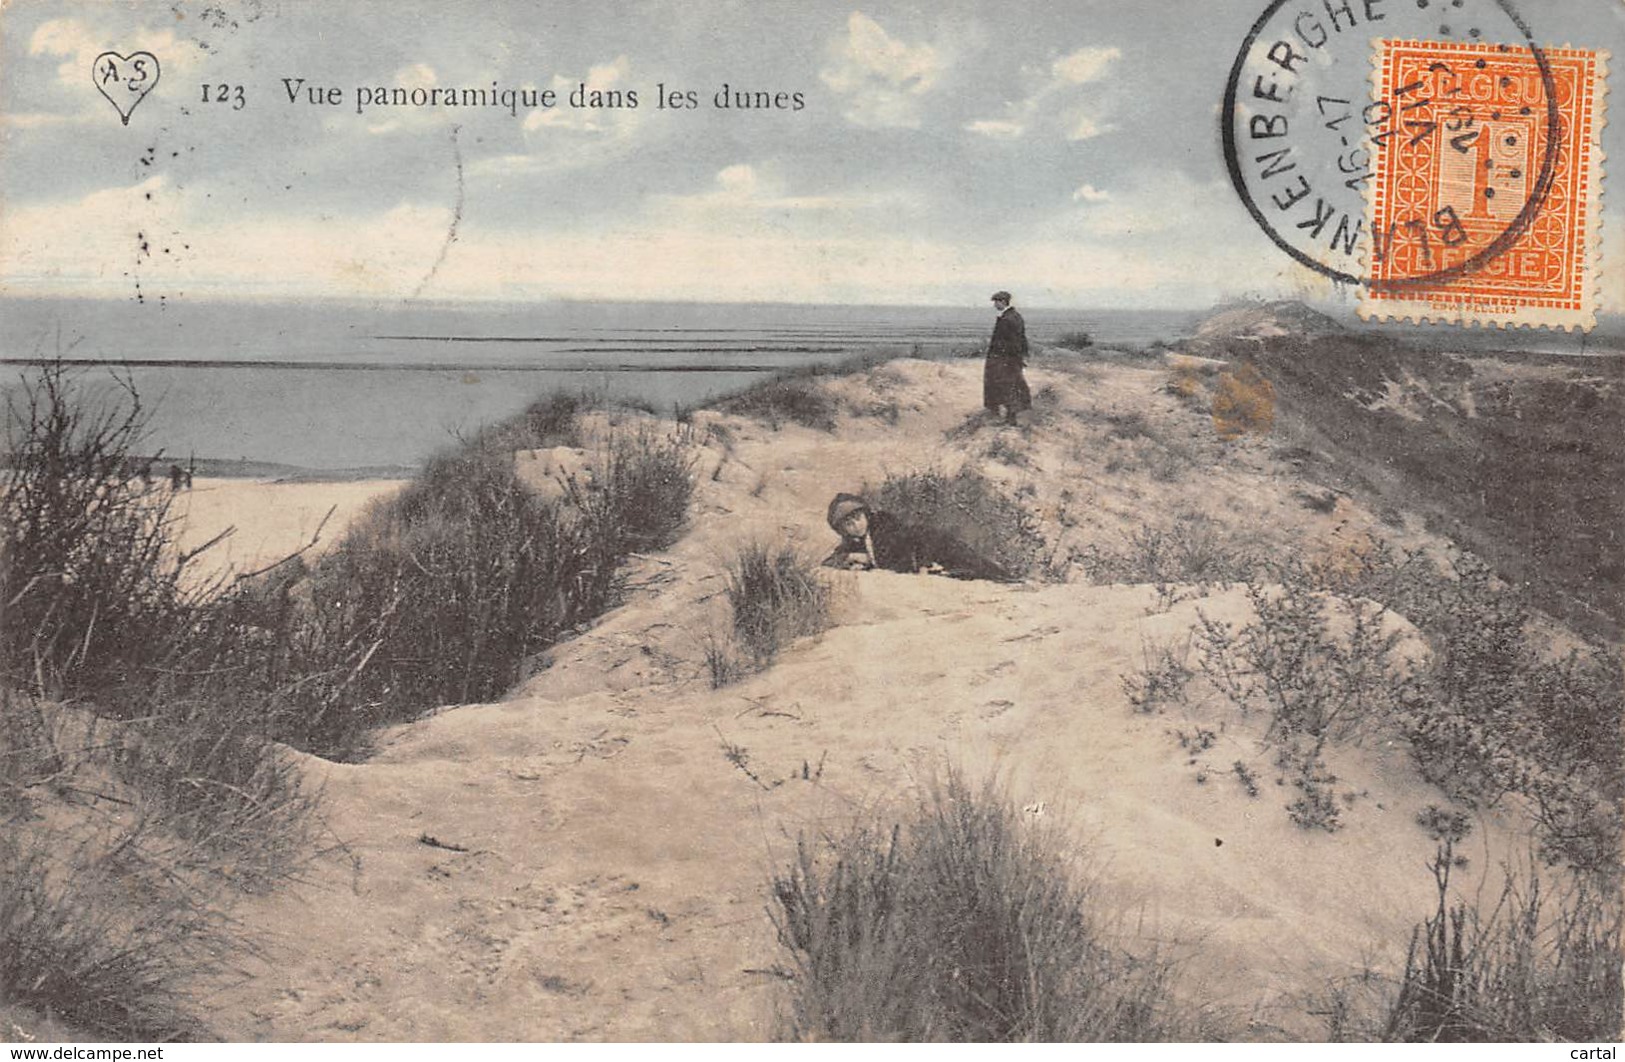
left=185, top=457, right=419, bottom=483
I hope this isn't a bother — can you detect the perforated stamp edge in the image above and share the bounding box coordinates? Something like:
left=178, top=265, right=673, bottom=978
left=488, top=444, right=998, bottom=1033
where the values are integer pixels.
left=1357, top=40, right=1608, bottom=332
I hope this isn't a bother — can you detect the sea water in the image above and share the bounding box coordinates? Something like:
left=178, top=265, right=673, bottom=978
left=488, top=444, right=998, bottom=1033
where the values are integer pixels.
left=0, top=296, right=1200, bottom=470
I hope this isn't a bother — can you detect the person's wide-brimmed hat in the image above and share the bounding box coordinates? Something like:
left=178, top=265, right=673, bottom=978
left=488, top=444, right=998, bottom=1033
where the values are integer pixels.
left=827, top=492, right=869, bottom=531
left=990, top=290, right=1012, bottom=302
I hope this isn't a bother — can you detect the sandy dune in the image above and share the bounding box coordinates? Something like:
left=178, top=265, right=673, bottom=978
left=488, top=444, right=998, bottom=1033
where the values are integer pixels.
left=206, top=356, right=1530, bottom=1041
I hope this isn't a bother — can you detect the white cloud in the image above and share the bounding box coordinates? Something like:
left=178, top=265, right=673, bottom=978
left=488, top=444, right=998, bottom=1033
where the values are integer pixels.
left=821, top=12, right=944, bottom=129
left=1067, top=113, right=1114, bottom=141
left=964, top=119, right=1023, bottom=139
left=466, top=57, right=645, bottom=177
left=715, top=164, right=759, bottom=195
left=1052, top=46, right=1121, bottom=85
left=30, top=160, right=1596, bottom=311
left=965, top=42, right=1122, bottom=140
left=524, top=56, right=636, bottom=134
left=645, top=163, right=899, bottom=224
left=30, top=18, right=199, bottom=87
left=1072, top=170, right=1219, bottom=237
left=347, top=63, right=442, bottom=135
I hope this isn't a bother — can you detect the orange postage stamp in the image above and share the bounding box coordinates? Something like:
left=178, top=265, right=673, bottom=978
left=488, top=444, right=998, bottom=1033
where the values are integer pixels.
left=1360, top=40, right=1607, bottom=331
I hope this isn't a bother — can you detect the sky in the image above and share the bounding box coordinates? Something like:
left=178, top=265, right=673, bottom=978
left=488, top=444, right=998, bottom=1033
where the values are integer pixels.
left=1, top=0, right=1621, bottom=308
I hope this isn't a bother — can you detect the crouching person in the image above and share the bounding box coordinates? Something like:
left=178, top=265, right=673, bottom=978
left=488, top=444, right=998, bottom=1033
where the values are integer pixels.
left=822, top=492, right=939, bottom=574
left=824, top=493, right=879, bottom=570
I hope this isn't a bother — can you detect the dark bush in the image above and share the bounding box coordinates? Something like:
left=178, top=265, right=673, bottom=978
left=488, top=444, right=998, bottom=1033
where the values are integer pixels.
left=1, top=364, right=200, bottom=701
left=870, top=467, right=1044, bottom=582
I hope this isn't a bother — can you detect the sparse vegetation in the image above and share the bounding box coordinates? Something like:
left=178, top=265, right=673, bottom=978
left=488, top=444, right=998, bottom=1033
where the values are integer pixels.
left=983, top=433, right=1030, bottom=468
left=1171, top=545, right=1621, bottom=864
left=1078, top=513, right=1261, bottom=593
left=1231, top=760, right=1260, bottom=798
left=1104, top=410, right=1154, bottom=441
left=1384, top=558, right=1623, bottom=876
left=1054, top=331, right=1094, bottom=352
left=769, top=771, right=1205, bottom=1041
left=1190, top=576, right=1407, bottom=832
left=1121, top=637, right=1193, bottom=714
left=710, top=350, right=909, bottom=432
left=1372, top=844, right=1622, bottom=1041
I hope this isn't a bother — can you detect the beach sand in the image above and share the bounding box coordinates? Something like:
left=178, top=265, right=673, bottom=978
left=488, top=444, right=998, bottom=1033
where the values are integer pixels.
left=173, top=477, right=409, bottom=581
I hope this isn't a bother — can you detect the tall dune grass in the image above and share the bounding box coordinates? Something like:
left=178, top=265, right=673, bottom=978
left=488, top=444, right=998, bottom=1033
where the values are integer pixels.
left=770, top=772, right=1205, bottom=1041
left=706, top=540, right=831, bottom=687
left=275, top=412, right=695, bottom=754
left=0, top=365, right=697, bottom=1032
left=1382, top=848, right=1622, bottom=1042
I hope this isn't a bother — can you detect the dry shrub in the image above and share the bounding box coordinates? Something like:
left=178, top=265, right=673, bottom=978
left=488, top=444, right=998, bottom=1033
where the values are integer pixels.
left=1164, top=360, right=1209, bottom=411
left=1078, top=513, right=1262, bottom=589
left=770, top=771, right=1205, bottom=1041
left=2, top=364, right=318, bottom=861
left=1210, top=361, right=1276, bottom=440
left=1, top=363, right=198, bottom=702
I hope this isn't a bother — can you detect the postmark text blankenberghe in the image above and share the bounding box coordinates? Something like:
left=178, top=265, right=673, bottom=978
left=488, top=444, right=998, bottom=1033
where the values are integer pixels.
left=1222, top=0, right=1560, bottom=289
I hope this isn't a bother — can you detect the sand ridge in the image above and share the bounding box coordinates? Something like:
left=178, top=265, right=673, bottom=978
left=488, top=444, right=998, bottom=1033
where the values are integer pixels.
left=206, top=354, right=1529, bottom=1041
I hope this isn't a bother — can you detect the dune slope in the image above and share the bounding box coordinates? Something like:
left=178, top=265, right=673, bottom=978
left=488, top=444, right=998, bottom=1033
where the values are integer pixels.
left=211, top=353, right=1536, bottom=1042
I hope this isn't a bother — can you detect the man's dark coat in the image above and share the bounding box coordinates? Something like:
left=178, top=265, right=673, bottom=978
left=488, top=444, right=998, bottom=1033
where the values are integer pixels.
left=983, top=307, right=1032, bottom=413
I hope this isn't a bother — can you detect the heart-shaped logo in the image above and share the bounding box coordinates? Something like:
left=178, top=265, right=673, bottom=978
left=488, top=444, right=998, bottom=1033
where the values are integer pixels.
left=92, top=51, right=161, bottom=126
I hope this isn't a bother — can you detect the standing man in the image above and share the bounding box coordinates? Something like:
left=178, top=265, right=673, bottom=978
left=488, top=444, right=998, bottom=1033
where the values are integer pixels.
left=984, top=290, right=1032, bottom=426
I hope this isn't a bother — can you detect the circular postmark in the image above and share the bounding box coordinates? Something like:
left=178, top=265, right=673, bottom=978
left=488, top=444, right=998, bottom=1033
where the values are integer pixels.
left=1221, top=0, right=1560, bottom=290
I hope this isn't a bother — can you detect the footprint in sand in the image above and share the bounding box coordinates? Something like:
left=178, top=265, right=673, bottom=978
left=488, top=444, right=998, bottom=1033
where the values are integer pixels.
left=981, top=699, right=1015, bottom=719
left=1002, top=625, right=1061, bottom=643
left=968, top=659, right=1016, bottom=688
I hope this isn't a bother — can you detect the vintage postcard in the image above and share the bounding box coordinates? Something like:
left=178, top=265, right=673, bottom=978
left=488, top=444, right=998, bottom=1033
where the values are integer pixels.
left=1, top=0, right=1620, bottom=1047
